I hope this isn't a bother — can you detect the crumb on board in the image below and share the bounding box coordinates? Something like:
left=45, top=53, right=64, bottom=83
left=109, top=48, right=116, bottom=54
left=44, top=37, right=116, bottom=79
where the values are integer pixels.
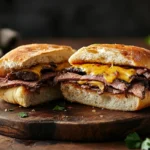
left=92, top=109, right=96, bottom=113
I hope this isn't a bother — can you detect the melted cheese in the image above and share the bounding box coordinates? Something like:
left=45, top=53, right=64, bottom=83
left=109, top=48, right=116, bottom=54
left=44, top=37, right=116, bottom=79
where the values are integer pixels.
left=74, top=64, right=136, bottom=83
left=55, top=62, right=70, bottom=71
left=89, top=81, right=104, bottom=90
left=28, top=65, right=43, bottom=77
left=78, top=80, right=104, bottom=91
left=22, top=62, right=70, bottom=78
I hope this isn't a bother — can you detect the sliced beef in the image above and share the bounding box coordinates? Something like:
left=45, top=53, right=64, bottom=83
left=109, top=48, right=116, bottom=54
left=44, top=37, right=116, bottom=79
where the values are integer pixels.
left=72, top=82, right=104, bottom=94
left=65, top=67, right=86, bottom=75
left=143, top=72, right=150, bottom=79
left=82, top=75, right=129, bottom=91
left=109, top=80, right=128, bottom=91
left=7, top=71, right=39, bottom=81
left=128, top=82, right=145, bottom=99
left=75, top=81, right=122, bottom=94
left=79, top=81, right=146, bottom=99
left=106, top=87, right=122, bottom=94
left=55, top=72, right=129, bottom=91
left=81, top=75, right=105, bottom=82
left=56, top=73, right=107, bottom=83
left=55, top=69, right=149, bottom=99
left=135, top=68, right=150, bottom=79
left=80, top=84, right=90, bottom=89
left=82, top=75, right=128, bottom=91
left=89, top=87, right=104, bottom=94
left=136, top=68, right=147, bottom=75
left=0, top=78, right=38, bottom=89
left=0, top=72, right=57, bottom=90
left=54, top=72, right=81, bottom=83
left=40, top=72, right=57, bottom=81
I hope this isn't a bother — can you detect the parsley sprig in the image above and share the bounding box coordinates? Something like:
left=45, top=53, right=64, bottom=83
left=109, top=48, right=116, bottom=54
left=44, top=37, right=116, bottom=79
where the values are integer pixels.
left=125, top=132, right=150, bottom=150
left=125, top=132, right=142, bottom=149
left=53, top=105, right=65, bottom=111
left=18, top=112, right=28, bottom=118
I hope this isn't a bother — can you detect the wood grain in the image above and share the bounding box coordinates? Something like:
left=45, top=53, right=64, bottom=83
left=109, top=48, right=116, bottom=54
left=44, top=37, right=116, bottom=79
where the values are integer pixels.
left=0, top=99, right=150, bottom=141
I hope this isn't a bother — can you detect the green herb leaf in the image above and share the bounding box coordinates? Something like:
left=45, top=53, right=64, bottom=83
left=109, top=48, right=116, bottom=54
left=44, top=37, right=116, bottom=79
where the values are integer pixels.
left=8, top=108, right=14, bottom=111
left=141, top=138, right=150, bottom=150
left=53, top=105, right=65, bottom=111
left=125, top=132, right=142, bottom=149
left=18, top=112, right=28, bottom=118
left=145, top=35, right=150, bottom=45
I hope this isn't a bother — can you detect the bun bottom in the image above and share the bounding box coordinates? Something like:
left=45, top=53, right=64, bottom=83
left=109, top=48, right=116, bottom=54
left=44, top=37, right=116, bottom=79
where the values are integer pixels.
left=61, top=82, right=150, bottom=111
left=0, top=85, right=63, bottom=107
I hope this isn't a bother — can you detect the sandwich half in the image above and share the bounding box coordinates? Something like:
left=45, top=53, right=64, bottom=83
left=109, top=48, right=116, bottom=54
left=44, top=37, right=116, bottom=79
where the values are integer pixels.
left=0, top=44, right=74, bottom=107
left=56, top=44, right=150, bottom=111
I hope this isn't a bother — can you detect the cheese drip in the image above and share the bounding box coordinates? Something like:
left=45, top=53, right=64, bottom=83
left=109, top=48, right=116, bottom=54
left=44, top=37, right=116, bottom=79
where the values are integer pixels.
left=74, top=64, right=136, bottom=83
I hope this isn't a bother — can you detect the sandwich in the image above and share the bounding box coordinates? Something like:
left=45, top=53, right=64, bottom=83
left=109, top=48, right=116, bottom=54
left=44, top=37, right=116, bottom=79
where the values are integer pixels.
left=56, top=44, right=150, bottom=111
left=0, top=44, right=74, bottom=107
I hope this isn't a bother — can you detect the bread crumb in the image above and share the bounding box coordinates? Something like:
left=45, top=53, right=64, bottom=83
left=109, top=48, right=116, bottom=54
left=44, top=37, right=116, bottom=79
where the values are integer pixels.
left=92, top=109, right=96, bottom=113
left=31, top=109, right=35, bottom=112
left=100, top=115, right=103, bottom=118
left=4, top=109, right=8, bottom=112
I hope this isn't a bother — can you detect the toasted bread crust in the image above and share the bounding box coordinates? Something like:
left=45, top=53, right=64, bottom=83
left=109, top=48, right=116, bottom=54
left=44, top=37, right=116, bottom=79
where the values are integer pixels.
left=0, top=44, right=75, bottom=76
left=61, top=82, right=150, bottom=111
left=69, top=44, right=150, bottom=68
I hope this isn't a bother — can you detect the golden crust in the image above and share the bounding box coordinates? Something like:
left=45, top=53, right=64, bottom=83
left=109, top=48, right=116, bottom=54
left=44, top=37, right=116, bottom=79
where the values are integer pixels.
left=61, top=82, right=150, bottom=111
left=0, top=44, right=75, bottom=76
left=69, top=44, right=150, bottom=68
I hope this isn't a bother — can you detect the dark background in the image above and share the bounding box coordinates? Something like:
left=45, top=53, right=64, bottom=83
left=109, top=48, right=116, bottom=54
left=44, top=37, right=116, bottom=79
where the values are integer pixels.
left=0, top=0, right=150, bottom=38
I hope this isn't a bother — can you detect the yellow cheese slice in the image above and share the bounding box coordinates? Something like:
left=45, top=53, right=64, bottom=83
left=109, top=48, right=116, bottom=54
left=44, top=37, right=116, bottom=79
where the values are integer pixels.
left=78, top=80, right=104, bottom=91
left=74, top=64, right=136, bottom=83
left=21, top=62, right=70, bottom=78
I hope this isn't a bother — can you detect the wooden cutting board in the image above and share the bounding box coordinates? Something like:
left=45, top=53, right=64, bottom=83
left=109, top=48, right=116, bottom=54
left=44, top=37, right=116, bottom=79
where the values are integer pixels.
left=0, top=99, right=150, bottom=141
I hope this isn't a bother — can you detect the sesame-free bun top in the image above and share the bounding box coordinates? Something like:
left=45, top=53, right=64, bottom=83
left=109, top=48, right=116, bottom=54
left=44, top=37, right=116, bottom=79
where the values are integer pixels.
left=69, top=44, right=150, bottom=68
left=0, top=44, right=75, bottom=76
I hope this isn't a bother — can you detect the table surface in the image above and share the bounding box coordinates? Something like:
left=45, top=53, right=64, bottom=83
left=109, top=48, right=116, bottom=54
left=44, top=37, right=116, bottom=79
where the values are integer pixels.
left=0, top=134, right=129, bottom=150
left=1, top=37, right=149, bottom=150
